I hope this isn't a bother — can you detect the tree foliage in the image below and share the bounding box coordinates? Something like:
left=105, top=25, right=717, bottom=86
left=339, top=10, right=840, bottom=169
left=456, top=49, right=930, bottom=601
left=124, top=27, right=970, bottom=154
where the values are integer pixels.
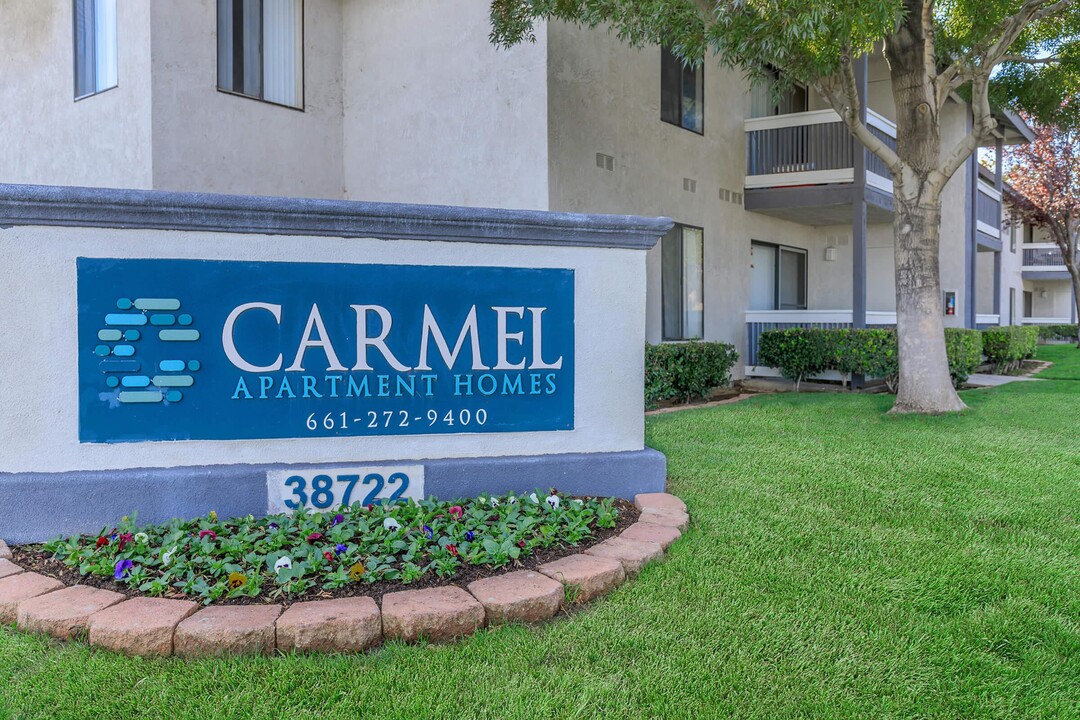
left=1005, top=119, right=1080, bottom=342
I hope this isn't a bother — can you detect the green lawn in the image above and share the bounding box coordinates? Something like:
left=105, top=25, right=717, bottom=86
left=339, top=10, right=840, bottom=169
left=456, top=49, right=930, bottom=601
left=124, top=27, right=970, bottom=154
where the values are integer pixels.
left=2, top=348, right=1078, bottom=720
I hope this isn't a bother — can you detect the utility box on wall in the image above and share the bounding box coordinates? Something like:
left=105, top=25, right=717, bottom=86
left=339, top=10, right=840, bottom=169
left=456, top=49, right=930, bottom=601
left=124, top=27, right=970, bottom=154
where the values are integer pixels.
left=0, top=185, right=671, bottom=542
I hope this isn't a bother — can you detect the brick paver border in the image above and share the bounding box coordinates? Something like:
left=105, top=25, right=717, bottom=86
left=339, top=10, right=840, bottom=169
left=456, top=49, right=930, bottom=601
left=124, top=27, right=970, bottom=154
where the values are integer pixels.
left=0, top=492, right=688, bottom=657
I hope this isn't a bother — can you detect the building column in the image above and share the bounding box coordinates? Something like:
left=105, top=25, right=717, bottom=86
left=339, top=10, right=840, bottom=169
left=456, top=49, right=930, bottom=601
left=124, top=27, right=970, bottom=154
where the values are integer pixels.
left=993, top=251, right=1002, bottom=323
left=852, top=55, right=868, bottom=331
left=964, top=111, right=978, bottom=329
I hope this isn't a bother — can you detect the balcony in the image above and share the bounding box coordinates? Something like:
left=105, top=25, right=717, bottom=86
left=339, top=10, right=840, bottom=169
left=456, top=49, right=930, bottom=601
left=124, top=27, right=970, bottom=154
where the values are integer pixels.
left=1022, top=243, right=1070, bottom=279
left=744, top=109, right=897, bottom=225
left=976, top=181, right=1002, bottom=247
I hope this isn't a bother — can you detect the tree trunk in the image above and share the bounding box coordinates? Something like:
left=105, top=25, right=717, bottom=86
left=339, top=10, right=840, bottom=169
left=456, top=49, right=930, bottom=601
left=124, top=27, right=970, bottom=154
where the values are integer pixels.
left=891, top=191, right=968, bottom=412
left=1070, top=267, right=1080, bottom=349
left=886, top=6, right=968, bottom=413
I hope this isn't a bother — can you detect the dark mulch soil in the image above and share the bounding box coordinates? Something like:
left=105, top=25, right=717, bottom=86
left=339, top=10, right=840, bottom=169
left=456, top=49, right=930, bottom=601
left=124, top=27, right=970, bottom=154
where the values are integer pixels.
left=11, top=499, right=639, bottom=607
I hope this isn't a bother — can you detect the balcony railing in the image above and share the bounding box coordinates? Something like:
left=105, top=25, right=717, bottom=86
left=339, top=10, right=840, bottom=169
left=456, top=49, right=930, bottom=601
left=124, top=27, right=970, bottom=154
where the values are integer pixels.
left=976, top=181, right=1002, bottom=238
left=1023, top=244, right=1066, bottom=268
left=745, top=309, right=897, bottom=366
left=744, top=109, right=897, bottom=192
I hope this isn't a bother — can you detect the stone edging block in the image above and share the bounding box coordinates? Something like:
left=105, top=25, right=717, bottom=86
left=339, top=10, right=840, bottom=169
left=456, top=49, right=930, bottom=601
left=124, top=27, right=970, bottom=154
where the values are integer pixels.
left=0, top=492, right=689, bottom=657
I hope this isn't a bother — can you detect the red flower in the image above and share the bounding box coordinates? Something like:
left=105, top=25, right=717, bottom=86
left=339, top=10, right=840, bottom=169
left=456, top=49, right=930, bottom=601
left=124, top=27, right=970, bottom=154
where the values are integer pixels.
left=518, top=540, right=526, bottom=548
left=447, top=544, right=458, bottom=557
left=323, top=550, right=334, bottom=563
left=307, top=532, right=323, bottom=543
left=199, top=530, right=216, bottom=540
left=366, top=504, right=375, bottom=511
left=117, top=532, right=134, bottom=551
left=449, top=505, right=464, bottom=519
left=95, top=536, right=109, bottom=549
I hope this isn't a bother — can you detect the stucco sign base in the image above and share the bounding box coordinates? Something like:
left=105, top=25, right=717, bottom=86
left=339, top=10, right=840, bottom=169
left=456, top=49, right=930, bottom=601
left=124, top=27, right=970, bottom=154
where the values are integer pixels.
left=0, top=493, right=687, bottom=658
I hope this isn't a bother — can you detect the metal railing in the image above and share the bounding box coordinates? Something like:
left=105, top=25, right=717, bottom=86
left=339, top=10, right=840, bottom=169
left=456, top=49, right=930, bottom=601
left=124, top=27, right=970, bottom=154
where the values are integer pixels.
left=1023, top=246, right=1065, bottom=267
left=976, top=182, right=1002, bottom=233
left=744, top=310, right=897, bottom=366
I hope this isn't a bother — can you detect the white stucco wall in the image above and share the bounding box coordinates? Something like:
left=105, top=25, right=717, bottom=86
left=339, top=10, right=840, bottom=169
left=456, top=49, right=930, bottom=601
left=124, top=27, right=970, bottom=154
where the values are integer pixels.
left=0, top=224, right=647, bottom=474
left=148, top=0, right=345, bottom=199
left=1025, top=279, right=1076, bottom=319
left=340, top=0, right=550, bottom=210
left=0, top=1, right=153, bottom=187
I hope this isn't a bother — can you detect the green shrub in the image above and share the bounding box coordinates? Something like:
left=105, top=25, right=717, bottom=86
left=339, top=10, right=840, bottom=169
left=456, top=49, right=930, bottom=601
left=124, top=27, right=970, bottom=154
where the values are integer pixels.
left=756, top=327, right=982, bottom=392
left=1036, top=324, right=1079, bottom=341
left=945, top=328, right=985, bottom=384
left=758, top=328, right=834, bottom=388
left=982, top=326, right=1039, bottom=373
left=644, top=341, right=739, bottom=407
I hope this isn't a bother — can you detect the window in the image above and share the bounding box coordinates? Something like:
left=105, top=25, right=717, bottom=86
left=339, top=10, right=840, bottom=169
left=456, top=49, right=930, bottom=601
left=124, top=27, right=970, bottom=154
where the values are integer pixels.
left=73, top=0, right=117, bottom=100
left=748, top=67, right=808, bottom=118
left=217, top=0, right=304, bottom=109
left=1024, top=223, right=1034, bottom=245
left=661, top=47, right=703, bottom=134
left=750, top=241, right=807, bottom=310
left=1010, top=213, right=1017, bottom=252
left=1009, top=288, right=1016, bottom=325
left=662, top=224, right=705, bottom=340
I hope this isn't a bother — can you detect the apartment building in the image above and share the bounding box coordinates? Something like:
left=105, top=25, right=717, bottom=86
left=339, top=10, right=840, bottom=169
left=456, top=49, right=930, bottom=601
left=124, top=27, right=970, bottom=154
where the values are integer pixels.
left=0, top=0, right=1038, bottom=376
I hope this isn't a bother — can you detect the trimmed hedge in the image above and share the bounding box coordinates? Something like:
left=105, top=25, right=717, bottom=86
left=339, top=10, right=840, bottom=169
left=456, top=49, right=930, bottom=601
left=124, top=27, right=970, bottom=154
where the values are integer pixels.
left=1036, top=324, right=1079, bottom=341
left=645, top=341, right=739, bottom=407
left=757, top=327, right=983, bottom=391
left=981, top=326, right=1039, bottom=373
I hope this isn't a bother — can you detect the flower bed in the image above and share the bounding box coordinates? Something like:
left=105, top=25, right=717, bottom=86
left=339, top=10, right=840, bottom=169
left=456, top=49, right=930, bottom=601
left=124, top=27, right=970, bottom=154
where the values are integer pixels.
left=27, top=492, right=629, bottom=605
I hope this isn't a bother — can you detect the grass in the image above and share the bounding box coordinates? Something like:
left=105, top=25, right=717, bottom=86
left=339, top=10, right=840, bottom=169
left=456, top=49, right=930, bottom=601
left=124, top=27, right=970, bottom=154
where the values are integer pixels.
left=2, top=347, right=1078, bottom=719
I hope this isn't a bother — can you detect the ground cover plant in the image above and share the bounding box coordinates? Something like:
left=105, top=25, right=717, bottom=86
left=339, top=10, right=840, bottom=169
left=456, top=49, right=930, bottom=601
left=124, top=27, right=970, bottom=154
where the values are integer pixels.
left=34, top=492, right=619, bottom=604
left=1, top=346, right=1077, bottom=719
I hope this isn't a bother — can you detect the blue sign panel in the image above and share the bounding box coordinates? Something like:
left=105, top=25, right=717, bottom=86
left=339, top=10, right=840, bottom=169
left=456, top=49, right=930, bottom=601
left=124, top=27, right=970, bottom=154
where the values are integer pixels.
left=77, top=258, right=574, bottom=443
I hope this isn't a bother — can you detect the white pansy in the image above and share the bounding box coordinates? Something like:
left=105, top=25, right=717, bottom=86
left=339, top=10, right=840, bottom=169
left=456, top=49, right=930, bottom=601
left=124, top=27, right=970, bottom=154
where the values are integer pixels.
left=506, top=496, right=517, bottom=505
left=161, top=547, right=178, bottom=566
left=490, top=497, right=500, bottom=507
left=134, top=532, right=149, bottom=543
left=383, top=517, right=402, bottom=531
left=274, top=556, right=292, bottom=572
left=546, top=495, right=560, bottom=509
left=529, top=493, right=540, bottom=504
left=573, top=499, right=584, bottom=506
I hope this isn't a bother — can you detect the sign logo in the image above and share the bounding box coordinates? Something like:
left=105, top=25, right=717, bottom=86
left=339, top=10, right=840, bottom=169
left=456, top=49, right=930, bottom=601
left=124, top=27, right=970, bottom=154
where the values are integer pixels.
left=78, top=258, right=575, bottom=443
left=91, top=296, right=202, bottom=407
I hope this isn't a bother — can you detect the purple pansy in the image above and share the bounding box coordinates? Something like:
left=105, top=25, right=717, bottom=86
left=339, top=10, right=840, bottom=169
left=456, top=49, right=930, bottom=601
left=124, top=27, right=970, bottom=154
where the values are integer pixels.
left=465, top=531, right=475, bottom=541
left=114, top=559, right=134, bottom=580
left=335, top=543, right=347, bottom=555
left=268, top=522, right=279, bottom=530
left=331, top=514, right=345, bottom=526
left=423, top=525, right=433, bottom=539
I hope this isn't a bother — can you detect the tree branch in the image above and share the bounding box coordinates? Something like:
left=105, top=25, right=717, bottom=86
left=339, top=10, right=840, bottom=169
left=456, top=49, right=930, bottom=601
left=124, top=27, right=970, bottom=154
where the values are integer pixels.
left=815, top=50, right=905, bottom=179
left=1001, top=55, right=1062, bottom=64
left=934, top=0, right=1071, bottom=109
left=933, top=72, right=998, bottom=190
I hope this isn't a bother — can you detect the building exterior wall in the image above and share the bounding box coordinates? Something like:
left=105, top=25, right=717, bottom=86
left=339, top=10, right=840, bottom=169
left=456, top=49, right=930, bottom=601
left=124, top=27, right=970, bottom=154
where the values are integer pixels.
left=148, top=0, right=345, bottom=199
left=0, top=1, right=154, bottom=188
left=938, top=102, right=975, bottom=328
left=340, top=0, right=550, bottom=210
left=545, top=21, right=866, bottom=366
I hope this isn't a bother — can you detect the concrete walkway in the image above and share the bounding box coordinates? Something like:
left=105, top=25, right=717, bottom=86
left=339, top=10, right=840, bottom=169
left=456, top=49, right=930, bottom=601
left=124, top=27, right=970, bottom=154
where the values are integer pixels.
left=966, top=373, right=1041, bottom=387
